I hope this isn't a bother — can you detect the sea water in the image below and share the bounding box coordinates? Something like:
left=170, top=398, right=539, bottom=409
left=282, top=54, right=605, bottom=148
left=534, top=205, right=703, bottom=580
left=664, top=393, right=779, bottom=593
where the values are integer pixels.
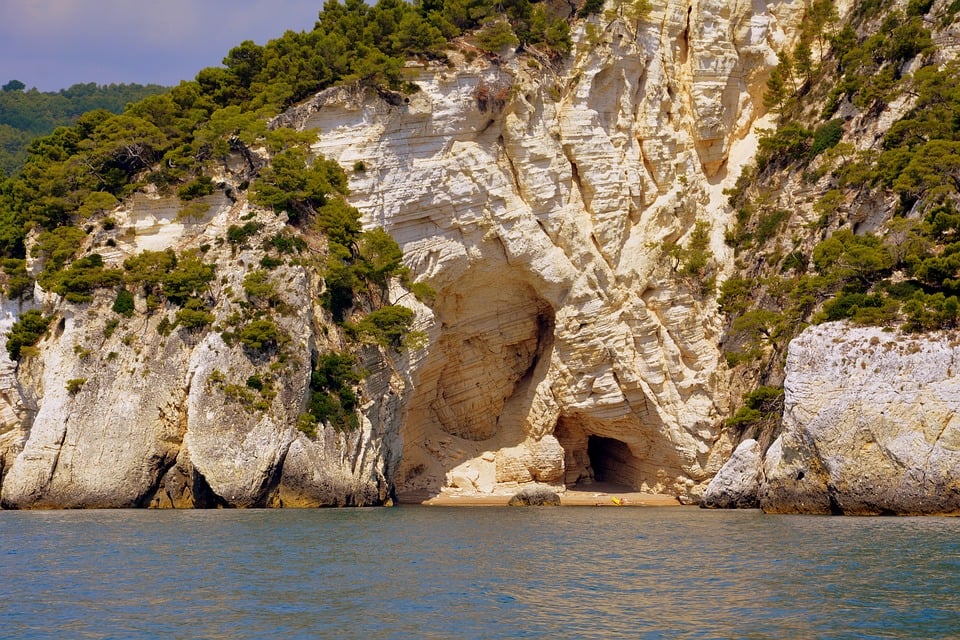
left=1, top=506, right=958, bottom=639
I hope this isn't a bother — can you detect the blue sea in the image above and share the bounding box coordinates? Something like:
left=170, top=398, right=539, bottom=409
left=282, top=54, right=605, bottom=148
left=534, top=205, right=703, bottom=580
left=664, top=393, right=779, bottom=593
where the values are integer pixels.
left=2, top=506, right=958, bottom=639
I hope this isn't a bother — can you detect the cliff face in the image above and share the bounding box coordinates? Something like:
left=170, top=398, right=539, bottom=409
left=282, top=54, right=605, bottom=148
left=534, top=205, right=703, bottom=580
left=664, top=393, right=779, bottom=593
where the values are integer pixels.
left=704, top=323, right=960, bottom=515
left=289, top=0, right=800, bottom=501
left=0, top=0, right=804, bottom=507
left=760, top=323, right=960, bottom=515
left=0, top=196, right=410, bottom=508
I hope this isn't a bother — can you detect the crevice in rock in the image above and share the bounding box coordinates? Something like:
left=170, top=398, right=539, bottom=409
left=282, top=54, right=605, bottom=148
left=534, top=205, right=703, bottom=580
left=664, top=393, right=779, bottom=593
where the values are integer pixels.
left=569, top=156, right=583, bottom=195
left=499, top=134, right=525, bottom=205
left=639, top=143, right=659, bottom=192
left=679, top=5, right=692, bottom=66
left=135, top=449, right=181, bottom=508
left=827, top=485, right=843, bottom=515
left=191, top=466, right=227, bottom=508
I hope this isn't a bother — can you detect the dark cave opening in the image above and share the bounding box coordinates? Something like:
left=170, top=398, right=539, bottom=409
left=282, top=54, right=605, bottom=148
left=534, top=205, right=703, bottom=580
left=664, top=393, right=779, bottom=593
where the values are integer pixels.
left=586, top=435, right=636, bottom=488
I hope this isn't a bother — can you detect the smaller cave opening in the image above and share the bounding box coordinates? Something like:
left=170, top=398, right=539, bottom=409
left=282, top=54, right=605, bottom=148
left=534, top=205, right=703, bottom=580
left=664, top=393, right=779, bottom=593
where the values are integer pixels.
left=586, top=435, right=637, bottom=489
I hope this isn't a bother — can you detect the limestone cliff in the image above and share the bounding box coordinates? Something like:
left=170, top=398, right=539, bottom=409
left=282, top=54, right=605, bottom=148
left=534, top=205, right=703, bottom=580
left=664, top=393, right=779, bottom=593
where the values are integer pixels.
left=708, top=323, right=960, bottom=515
left=0, top=0, right=804, bottom=507
left=282, top=0, right=801, bottom=501
left=0, top=194, right=411, bottom=508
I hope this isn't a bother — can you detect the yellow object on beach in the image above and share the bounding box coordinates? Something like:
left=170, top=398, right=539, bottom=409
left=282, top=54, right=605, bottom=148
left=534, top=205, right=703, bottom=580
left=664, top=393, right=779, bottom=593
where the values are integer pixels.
left=611, top=497, right=623, bottom=506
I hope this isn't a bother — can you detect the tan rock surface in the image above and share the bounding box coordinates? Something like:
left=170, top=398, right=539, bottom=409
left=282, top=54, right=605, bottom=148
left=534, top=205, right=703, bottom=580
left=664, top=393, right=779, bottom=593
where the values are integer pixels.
left=700, top=438, right=762, bottom=509
left=306, top=0, right=796, bottom=502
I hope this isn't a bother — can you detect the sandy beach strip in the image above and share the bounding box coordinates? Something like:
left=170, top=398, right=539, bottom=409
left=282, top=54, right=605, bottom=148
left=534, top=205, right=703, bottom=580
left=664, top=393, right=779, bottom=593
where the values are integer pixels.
left=397, top=486, right=683, bottom=507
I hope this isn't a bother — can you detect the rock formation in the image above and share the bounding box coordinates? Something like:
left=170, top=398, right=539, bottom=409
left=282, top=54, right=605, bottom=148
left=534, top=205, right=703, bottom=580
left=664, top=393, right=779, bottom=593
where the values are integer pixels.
left=0, top=0, right=806, bottom=507
left=296, top=0, right=798, bottom=502
left=700, top=438, right=762, bottom=508
left=759, top=323, right=960, bottom=515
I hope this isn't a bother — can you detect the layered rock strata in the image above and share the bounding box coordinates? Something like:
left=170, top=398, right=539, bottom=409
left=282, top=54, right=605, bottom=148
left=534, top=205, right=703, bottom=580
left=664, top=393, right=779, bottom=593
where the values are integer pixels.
left=0, top=0, right=804, bottom=507
left=284, top=0, right=802, bottom=502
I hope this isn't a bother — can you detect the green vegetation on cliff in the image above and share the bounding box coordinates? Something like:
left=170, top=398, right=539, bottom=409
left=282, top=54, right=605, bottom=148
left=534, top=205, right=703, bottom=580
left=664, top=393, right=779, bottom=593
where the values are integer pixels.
left=722, top=0, right=960, bottom=436
left=0, top=0, right=579, bottom=265
left=0, top=0, right=595, bottom=438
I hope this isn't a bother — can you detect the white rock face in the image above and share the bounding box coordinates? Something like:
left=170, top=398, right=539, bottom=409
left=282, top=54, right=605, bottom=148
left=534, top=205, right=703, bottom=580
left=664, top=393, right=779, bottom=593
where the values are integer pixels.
left=0, top=0, right=804, bottom=507
left=293, top=0, right=796, bottom=500
left=760, top=323, right=960, bottom=515
left=0, top=193, right=408, bottom=508
left=701, top=438, right=762, bottom=508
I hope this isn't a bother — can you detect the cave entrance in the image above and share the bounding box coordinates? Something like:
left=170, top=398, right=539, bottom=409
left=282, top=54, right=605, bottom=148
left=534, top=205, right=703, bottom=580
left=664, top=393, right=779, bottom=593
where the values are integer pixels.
left=586, top=435, right=636, bottom=489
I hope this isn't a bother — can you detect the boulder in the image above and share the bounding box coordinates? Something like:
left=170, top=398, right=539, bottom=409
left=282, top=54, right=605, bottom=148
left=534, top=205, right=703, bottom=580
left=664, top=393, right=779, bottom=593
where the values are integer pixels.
left=701, top=439, right=762, bottom=509
left=507, top=486, right=561, bottom=506
left=760, top=323, right=960, bottom=515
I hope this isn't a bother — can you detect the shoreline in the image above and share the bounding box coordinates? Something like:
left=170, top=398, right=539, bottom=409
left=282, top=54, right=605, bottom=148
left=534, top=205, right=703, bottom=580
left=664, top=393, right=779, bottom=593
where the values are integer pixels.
left=397, top=485, right=685, bottom=507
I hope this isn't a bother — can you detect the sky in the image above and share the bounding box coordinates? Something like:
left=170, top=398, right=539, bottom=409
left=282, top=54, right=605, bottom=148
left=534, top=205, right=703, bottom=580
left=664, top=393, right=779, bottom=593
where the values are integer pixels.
left=0, top=1, right=325, bottom=92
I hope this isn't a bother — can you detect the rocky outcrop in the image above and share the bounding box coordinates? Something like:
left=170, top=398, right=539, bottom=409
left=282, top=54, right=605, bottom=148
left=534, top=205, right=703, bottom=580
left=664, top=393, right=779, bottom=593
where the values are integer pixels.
left=700, top=438, right=762, bottom=508
left=759, top=323, right=960, bottom=515
left=302, top=0, right=797, bottom=502
left=507, top=486, right=561, bottom=506
left=0, top=194, right=410, bottom=509
left=0, top=0, right=806, bottom=508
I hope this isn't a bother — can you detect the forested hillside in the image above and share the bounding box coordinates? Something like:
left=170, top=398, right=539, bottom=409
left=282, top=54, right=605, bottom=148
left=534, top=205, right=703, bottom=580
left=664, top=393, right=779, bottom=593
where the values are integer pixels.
left=0, top=81, right=168, bottom=175
left=719, top=0, right=960, bottom=444
left=0, top=0, right=582, bottom=260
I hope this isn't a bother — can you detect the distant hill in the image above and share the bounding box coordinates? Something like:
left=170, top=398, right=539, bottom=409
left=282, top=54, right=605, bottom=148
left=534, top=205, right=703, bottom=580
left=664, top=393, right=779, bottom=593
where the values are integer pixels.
left=0, top=81, right=168, bottom=175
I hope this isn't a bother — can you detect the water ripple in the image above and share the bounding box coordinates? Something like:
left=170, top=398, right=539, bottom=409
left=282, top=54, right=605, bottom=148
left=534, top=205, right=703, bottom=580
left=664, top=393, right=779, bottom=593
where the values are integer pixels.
left=2, top=507, right=959, bottom=638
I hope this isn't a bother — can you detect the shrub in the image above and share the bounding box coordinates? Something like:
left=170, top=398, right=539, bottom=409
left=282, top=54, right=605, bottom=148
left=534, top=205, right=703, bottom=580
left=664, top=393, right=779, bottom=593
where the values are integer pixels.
left=307, top=351, right=362, bottom=432
left=39, top=253, right=123, bottom=303
left=578, top=0, right=605, bottom=17
left=268, top=232, right=307, bottom=255
left=250, top=148, right=347, bottom=223
left=351, top=305, right=415, bottom=347
left=296, top=413, right=319, bottom=438
left=260, top=256, right=283, bottom=269
left=355, top=228, right=405, bottom=288
left=474, top=18, right=519, bottom=54
left=103, top=318, right=120, bottom=339
left=124, top=249, right=214, bottom=306
left=32, top=227, right=86, bottom=271
left=754, top=209, right=789, bottom=245
left=113, top=288, right=135, bottom=317
left=6, top=309, right=51, bottom=360
left=66, top=378, right=87, bottom=395
left=242, top=269, right=275, bottom=303
left=177, top=176, right=215, bottom=200
left=238, top=319, right=279, bottom=350
left=157, top=316, right=173, bottom=336
left=3, top=258, right=31, bottom=298
left=810, top=119, right=844, bottom=157
left=726, top=386, right=784, bottom=431
left=159, top=252, right=215, bottom=305
left=175, top=298, right=214, bottom=329
left=227, top=221, right=263, bottom=246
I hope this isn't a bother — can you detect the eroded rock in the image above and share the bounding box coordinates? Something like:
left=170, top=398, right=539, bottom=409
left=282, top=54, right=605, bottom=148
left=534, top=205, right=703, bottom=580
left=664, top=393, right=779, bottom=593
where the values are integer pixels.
left=700, top=439, right=762, bottom=509
left=760, top=323, right=960, bottom=515
left=507, top=486, right=561, bottom=506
